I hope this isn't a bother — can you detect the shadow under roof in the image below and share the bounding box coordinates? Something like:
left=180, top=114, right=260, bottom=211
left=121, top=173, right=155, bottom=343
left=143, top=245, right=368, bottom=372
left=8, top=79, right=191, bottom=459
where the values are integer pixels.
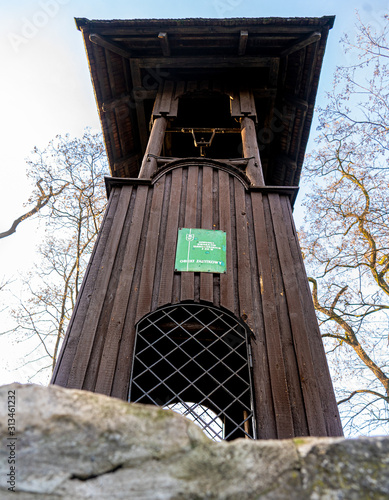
left=75, top=16, right=335, bottom=186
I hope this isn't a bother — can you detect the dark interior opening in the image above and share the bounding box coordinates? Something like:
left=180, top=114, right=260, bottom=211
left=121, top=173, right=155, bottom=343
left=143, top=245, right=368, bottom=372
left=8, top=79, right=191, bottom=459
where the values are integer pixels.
left=164, top=92, right=242, bottom=159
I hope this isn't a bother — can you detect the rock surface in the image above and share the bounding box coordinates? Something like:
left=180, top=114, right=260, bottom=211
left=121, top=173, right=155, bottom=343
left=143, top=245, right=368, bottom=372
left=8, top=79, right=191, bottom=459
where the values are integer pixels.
left=0, top=383, right=388, bottom=499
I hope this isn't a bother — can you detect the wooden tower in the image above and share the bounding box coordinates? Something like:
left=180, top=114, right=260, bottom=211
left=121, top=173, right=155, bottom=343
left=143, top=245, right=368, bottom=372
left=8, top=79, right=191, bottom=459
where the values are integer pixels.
left=52, top=17, right=343, bottom=439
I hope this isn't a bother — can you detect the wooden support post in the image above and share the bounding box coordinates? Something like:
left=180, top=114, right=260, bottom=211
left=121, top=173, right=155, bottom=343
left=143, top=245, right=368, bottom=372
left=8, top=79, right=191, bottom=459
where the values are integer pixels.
left=280, top=31, right=321, bottom=58
left=158, top=32, right=171, bottom=56
left=89, top=34, right=131, bottom=59
left=238, top=30, right=248, bottom=56
left=241, top=116, right=265, bottom=186
left=138, top=116, right=167, bottom=178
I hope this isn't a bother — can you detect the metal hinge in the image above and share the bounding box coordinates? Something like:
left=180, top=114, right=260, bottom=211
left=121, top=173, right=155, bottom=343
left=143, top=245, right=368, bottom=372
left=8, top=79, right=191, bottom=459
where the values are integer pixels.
left=248, top=344, right=253, bottom=368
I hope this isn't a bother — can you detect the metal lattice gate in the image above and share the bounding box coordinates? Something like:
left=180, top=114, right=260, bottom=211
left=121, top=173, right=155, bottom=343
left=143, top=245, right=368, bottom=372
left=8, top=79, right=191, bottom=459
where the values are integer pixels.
left=129, top=304, right=256, bottom=441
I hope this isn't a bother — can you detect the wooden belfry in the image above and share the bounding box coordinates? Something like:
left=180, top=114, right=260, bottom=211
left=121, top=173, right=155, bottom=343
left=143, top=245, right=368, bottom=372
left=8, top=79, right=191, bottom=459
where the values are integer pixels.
left=52, top=17, right=343, bottom=439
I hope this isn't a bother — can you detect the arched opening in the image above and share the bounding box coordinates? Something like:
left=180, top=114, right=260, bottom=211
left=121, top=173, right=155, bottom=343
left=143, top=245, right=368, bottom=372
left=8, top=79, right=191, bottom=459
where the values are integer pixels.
left=128, top=304, right=256, bottom=441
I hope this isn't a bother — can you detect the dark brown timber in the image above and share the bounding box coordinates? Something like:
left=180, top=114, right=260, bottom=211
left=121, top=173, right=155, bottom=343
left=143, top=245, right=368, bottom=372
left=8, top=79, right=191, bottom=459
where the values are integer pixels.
left=54, top=16, right=341, bottom=439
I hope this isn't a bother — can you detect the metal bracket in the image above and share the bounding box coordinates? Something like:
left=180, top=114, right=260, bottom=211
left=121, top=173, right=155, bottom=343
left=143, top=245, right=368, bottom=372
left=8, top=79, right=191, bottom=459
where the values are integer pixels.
left=191, top=128, right=216, bottom=156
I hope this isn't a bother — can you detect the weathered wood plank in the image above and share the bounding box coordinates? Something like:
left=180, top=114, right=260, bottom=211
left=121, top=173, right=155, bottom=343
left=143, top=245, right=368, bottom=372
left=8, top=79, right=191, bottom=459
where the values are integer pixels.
left=281, top=196, right=343, bottom=436
left=262, top=193, right=308, bottom=436
left=239, top=88, right=254, bottom=115
left=82, top=189, right=136, bottom=393
left=159, top=80, right=174, bottom=115
left=240, top=117, right=265, bottom=186
left=138, top=56, right=273, bottom=69
left=251, top=191, right=295, bottom=438
left=105, top=53, right=132, bottom=159
left=229, top=90, right=241, bottom=118
left=245, top=192, right=278, bottom=439
left=110, top=324, right=136, bottom=400
left=66, top=187, right=132, bottom=389
left=158, top=32, right=170, bottom=56
left=96, top=25, right=320, bottom=36
left=157, top=169, right=183, bottom=307
left=200, top=167, right=213, bottom=304
left=280, top=31, right=321, bottom=58
left=151, top=172, right=171, bottom=310
left=51, top=190, right=118, bottom=386
left=129, top=58, right=148, bottom=152
left=169, top=81, right=184, bottom=117
left=82, top=216, right=129, bottom=392
left=172, top=168, right=188, bottom=304
left=89, top=33, right=132, bottom=59
left=90, top=43, right=117, bottom=164
left=110, top=187, right=152, bottom=400
left=135, top=178, right=166, bottom=323
left=238, top=30, right=248, bottom=56
left=181, top=166, right=198, bottom=301
left=269, top=58, right=280, bottom=87
left=211, top=169, right=220, bottom=308
left=234, top=178, right=253, bottom=325
left=268, top=193, right=327, bottom=436
left=94, top=186, right=148, bottom=395
left=152, top=87, right=163, bottom=117
left=139, top=116, right=168, bottom=178
left=219, top=170, right=234, bottom=313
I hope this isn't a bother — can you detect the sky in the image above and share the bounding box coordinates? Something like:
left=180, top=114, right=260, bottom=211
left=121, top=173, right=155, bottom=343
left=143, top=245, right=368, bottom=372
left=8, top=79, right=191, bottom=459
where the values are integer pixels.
left=0, top=0, right=388, bottom=386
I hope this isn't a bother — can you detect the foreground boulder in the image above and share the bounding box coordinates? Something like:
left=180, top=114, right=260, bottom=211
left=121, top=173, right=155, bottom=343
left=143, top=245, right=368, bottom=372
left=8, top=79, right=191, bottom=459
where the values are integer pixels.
left=0, top=384, right=388, bottom=499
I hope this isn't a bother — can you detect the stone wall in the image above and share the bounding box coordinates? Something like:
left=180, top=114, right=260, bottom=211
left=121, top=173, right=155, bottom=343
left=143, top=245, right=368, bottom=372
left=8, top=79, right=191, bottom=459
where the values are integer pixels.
left=0, top=384, right=388, bottom=499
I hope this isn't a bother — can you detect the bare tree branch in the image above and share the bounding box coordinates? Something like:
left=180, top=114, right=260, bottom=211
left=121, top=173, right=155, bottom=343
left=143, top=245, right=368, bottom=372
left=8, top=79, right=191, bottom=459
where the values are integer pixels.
left=337, top=389, right=389, bottom=406
left=301, top=13, right=389, bottom=434
left=0, top=180, right=68, bottom=239
left=4, top=130, right=108, bottom=380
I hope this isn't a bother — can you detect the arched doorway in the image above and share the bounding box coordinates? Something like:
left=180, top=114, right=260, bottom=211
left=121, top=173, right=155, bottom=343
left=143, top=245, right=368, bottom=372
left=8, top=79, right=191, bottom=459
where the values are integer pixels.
left=128, top=303, right=256, bottom=440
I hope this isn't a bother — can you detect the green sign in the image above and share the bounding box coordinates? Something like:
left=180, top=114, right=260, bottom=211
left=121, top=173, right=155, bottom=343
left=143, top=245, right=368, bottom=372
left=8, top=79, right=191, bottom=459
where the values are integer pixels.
left=175, top=228, right=226, bottom=273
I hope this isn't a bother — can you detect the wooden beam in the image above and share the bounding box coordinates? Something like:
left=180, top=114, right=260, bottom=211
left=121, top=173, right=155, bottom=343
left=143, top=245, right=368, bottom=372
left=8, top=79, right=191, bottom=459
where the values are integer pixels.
left=104, top=177, right=151, bottom=198
left=269, top=58, right=280, bottom=87
left=102, top=91, right=157, bottom=112
left=239, top=88, right=254, bottom=115
left=139, top=116, right=168, bottom=178
left=132, top=88, right=158, bottom=101
left=158, top=80, right=174, bottom=115
left=91, top=24, right=331, bottom=37
left=130, top=59, right=149, bottom=153
left=241, top=116, right=265, bottom=186
left=239, top=89, right=258, bottom=123
left=138, top=56, right=274, bottom=69
left=89, top=33, right=132, bottom=59
left=238, top=30, right=248, bottom=56
left=249, top=185, right=299, bottom=198
left=105, top=49, right=130, bottom=158
left=153, top=156, right=249, bottom=168
left=90, top=43, right=118, bottom=164
left=280, top=31, right=321, bottom=58
left=300, top=37, right=320, bottom=101
left=158, top=32, right=171, bottom=56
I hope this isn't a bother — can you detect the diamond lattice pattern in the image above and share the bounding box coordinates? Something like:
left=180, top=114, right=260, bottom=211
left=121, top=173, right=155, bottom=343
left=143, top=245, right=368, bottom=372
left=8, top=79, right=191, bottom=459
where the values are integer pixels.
left=129, top=304, right=255, bottom=440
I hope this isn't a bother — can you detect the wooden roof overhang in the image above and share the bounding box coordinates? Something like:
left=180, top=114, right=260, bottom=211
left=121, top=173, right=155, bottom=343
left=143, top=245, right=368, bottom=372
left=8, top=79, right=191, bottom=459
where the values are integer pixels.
left=75, top=16, right=335, bottom=187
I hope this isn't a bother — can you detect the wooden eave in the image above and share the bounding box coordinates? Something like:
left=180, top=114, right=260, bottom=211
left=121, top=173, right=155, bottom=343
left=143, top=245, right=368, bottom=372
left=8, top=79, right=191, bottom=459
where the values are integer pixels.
left=75, top=16, right=335, bottom=186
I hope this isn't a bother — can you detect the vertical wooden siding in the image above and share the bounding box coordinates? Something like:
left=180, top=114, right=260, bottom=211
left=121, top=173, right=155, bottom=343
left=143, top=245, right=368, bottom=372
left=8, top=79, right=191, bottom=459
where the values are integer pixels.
left=52, top=162, right=343, bottom=438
